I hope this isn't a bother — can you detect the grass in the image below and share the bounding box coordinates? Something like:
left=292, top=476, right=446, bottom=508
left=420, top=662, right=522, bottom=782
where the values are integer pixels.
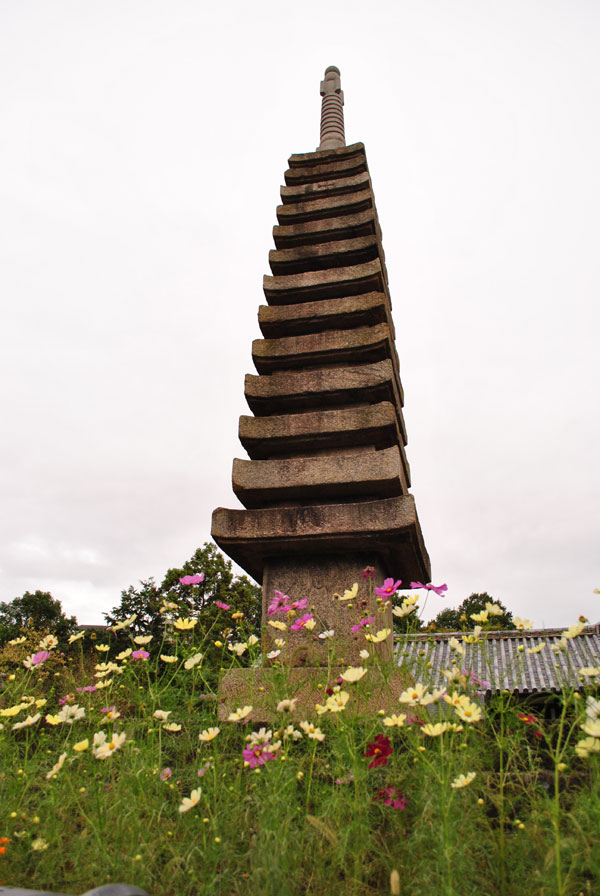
left=0, top=592, right=599, bottom=896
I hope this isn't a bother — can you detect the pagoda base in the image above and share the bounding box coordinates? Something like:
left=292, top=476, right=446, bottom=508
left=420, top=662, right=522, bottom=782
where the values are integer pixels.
left=217, top=665, right=411, bottom=723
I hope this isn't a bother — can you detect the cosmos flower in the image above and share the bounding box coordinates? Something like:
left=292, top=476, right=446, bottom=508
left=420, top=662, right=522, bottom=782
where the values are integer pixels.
left=410, top=582, right=448, bottom=596
left=198, top=727, right=220, bottom=742
left=228, top=705, right=253, bottom=722
left=451, top=772, right=477, bottom=789
left=178, top=788, right=202, bottom=813
left=364, top=735, right=392, bottom=768
left=375, top=578, right=402, bottom=598
left=179, top=574, right=205, bottom=586
left=23, top=650, right=50, bottom=669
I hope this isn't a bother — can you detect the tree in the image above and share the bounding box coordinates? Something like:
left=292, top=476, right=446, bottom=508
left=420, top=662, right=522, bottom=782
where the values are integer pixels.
left=427, top=592, right=513, bottom=632
left=104, top=542, right=261, bottom=647
left=0, top=590, right=78, bottom=646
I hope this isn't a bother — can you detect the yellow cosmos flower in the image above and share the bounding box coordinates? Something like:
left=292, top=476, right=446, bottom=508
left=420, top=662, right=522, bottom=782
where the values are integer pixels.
left=325, top=690, right=350, bottom=713
left=451, top=772, right=476, bottom=789
left=183, top=652, right=203, bottom=670
left=163, top=723, right=182, bottom=733
left=422, top=722, right=451, bottom=737
left=133, top=635, right=153, bottom=645
left=563, top=621, right=585, bottom=639
left=9, top=636, right=27, bottom=646
left=198, top=727, right=220, bottom=742
left=174, top=618, right=197, bottom=631
left=337, top=583, right=358, bottom=601
left=470, top=610, right=488, bottom=624
left=160, top=654, right=178, bottom=663
left=1, top=703, right=28, bottom=718
left=340, top=667, right=367, bottom=683
left=527, top=643, right=547, bottom=654
left=299, top=720, right=325, bottom=741
left=514, top=617, right=533, bottom=631
left=116, top=649, right=132, bottom=661
left=45, top=714, right=62, bottom=726
left=268, top=620, right=287, bottom=631
left=46, top=752, right=68, bottom=780
left=95, top=644, right=110, bottom=653
left=178, top=788, right=201, bottom=814
left=455, top=700, right=483, bottom=723
left=383, top=713, right=407, bottom=727
left=73, top=739, right=89, bottom=752
left=227, top=705, right=253, bottom=722
left=365, top=628, right=391, bottom=643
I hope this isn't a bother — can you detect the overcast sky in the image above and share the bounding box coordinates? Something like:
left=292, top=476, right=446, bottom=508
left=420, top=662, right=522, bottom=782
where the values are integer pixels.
left=1, top=0, right=598, bottom=628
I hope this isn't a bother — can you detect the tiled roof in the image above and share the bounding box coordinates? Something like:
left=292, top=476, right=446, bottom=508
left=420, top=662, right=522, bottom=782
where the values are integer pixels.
left=395, top=623, right=600, bottom=695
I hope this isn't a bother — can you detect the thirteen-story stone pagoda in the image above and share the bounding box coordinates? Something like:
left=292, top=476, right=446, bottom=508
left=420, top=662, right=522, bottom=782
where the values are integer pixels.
left=212, top=66, right=430, bottom=671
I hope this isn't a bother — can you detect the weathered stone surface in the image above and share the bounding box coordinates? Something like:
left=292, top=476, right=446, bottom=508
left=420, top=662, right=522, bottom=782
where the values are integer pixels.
left=276, top=189, right=372, bottom=226
left=280, top=171, right=371, bottom=205
left=284, top=143, right=367, bottom=186
left=262, top=555, right=392, bottom=665
left=211, top=494, right=431, bottom=584
left=263, top=259, right=385, bottom=304
left=238, top=401, right=402, bottom=459
left=217, top=666, right=411, bottom=722
left=232, top=446, right=405, bottom=508
left=258, top=292, right=388, bottom=339
left=273, top=208, right=378, bottom=250
left=252, top=322, right=394, bottom=373
left=244, top=358, right=406, bottom=430
left=268, top=235, right=380, bottom=275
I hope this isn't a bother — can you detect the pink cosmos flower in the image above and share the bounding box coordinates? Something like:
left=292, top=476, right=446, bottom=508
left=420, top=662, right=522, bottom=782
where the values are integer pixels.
left=30, top=650, right=51, bottom=667
left=243, top=743, right=278, bottom=769
left=362, top=566, right=375, bottom=579
left=290, top=613, right=314, bottom=632
left=76, top=685, right=98, bottom=694
left=131, top=649, right=149, bottom=660
left=351, top=616, right=375, bottom=634
left=179, top=574, right=205, bottom=586
left=101, top=705, right=116, bottom=714
left=59, top=693, right=75, bottom=706
left=268, top=591, right=291, bottom=615
left=375, top=578, right=402, bottom=598
left=374, top=787, right=408, bottom=810
left=160, top=767, right=172, bottom=782
left=410, top=581, right=448, bottom=597
left=215, top=601, right=230, bottom=611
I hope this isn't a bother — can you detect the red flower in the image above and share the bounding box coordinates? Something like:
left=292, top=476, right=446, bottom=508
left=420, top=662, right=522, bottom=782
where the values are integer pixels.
left=518, top=713, right=539, bottom=726
left=364, top=735, right=393, bottom=768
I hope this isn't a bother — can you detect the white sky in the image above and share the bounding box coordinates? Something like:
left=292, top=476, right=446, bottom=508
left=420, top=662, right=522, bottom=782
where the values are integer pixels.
left=1, top=0, right=598, bottom=627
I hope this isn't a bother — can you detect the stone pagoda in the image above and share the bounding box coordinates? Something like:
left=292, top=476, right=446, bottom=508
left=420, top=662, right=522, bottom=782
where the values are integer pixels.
left=212, top=66, right=430, bottom=684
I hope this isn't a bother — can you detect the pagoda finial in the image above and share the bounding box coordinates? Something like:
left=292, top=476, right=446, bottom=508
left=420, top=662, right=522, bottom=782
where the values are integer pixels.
left=318, top=65, right=345, bottom=151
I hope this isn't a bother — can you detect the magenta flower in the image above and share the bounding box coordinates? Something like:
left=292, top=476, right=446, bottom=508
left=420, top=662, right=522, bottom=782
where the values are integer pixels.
left=243, top=743, right=278, bottom=769
left=179, top=574, right=205, bottom=586
left=160, top=767, right=172, bottom=782
left=410, top=581, right=448, bottom=597
left=362, top=566, right=375, bottom=579
left=131, top=649, right=149, bottom=660
left=268, top=591, right=291, bottom=615
left=351, top=616, right=375, bottom=634
left=374, top=787, right=408, bottom=810
left=375, top=578, right=402, bottom=598
left=290, top=613, right=315, bottom=632
left=101, top=705, right=116, bottom=714
left=30, top=650, right=51, bottom=667
left=76, top=685, right=97, bottom=694
left=215, top=600, right=230, bottom=611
